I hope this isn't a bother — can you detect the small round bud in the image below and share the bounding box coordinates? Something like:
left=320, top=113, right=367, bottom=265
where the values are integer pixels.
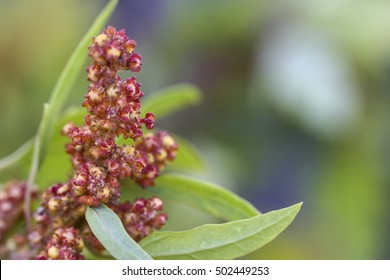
left=48, top=246, right=59, bottom=259
left=72, top=185, right=87, bottom=196
left=47, top=198, right=61, bottom=213
left=78, top=195, right=100, bottom=207
left=124, top=40, right=137, bottom=53
left=61, top=123, right=76, bottom=136
left=152, top=213, right=168, bottom=228
left=94, top=33, right=108, bottom=46
left=63, top=231, right=75, bottom=243
left=74, top=173, right=88, bottom=186
left=106, top=26, right=116, bottom=35
left=57, top=184, right=70, bottom=195
left=96, top=187, right=110, bottom=203
left=143, top=113, right=155, bottom=130
left=107, top=47, right=121, bottom=59
left=129, top=53, right=142, bottom=72
left=155, top=149, right=167, bottom=161
left=150, top=197, right=163, bottom=211
left=162, top=134, right=176, bottom=149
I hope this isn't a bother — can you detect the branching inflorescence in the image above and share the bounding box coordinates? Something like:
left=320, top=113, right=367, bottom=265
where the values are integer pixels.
left=0, top=26, right=177, bottom=260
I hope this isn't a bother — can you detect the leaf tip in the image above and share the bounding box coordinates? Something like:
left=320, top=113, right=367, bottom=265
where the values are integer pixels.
left=288, top=202, right=303, bottom=218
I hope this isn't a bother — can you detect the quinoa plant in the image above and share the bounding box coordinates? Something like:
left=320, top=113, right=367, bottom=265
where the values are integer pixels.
left=0, top=0, right=301, bottom=260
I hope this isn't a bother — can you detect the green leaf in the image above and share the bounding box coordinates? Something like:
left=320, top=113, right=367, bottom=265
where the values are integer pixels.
left=82, top=247, right=115, bottom=260
left=121, top=173, right=260, bottom=221
left=29, top=0, right=118, bottom=185
left=24, top=104, right=49, bottom=228
left=85, top=204, right=153, bottom=260
left=167, top=135, right=205, bottom=172
left=0, top=139, right=33, bottom=183
left=140, top=202, right=302, bottom=260
left=142, top=83, right=202, bottom=118
left=27, top=103, right=50, bottom=190
left=0, top=139, right=33, bottom=173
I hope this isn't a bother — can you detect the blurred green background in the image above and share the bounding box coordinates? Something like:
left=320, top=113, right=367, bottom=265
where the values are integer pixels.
left=1, top=0, right=390, bottom=259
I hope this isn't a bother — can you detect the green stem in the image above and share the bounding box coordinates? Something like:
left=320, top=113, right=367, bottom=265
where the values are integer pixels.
left=0, top=139, right=33, bottom=173
left=25, top=104, right=48, bottom=231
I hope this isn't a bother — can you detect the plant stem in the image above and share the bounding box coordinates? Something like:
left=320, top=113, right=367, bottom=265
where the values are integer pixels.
left=0, top=139, right=33, bottom=172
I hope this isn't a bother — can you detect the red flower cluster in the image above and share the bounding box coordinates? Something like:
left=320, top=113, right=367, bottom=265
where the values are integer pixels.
left=59, top=26, right=178, bottom=209
left=25, top=26, right=177, bottom=259
left=0, top=181, right=29, bottom=242
left=114, top=197, right=168, bottom=242
left=134, top=131, right=178, bottom=187
left=61, top=26, right=158, bottom=206
left=36, top=227, right=84, bottom=260
left=0, top=26, right=176, bottom=260
left=34, top=183, right=85, bottom=229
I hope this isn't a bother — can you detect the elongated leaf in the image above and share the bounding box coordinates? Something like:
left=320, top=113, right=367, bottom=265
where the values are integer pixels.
left=140, top=202, right=302, bottom=259
left=142, top=84, right=202, bottom=118
left=29, top=0, right=118, bottom=185
left=28, top=103, right=50, bottom=190
left=0, top=139, right=33, bottom=172
left=25, top=104, right=50, bottom=228
left=86, top=204, right=153, bottom=260
left=0, top=139, right=33, bottom=183
left=121, top=174, right=260, bottom=221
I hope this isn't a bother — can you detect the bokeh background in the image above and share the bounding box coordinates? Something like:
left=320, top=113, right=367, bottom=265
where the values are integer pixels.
left=1, top=0, right=390, bottom=259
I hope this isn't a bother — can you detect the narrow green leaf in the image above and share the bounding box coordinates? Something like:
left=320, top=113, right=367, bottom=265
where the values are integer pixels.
left=27, top=103, right=50, bottom=189
left=85, top=204, right=153, bottom=260
left=142, top=84, right=202, bottom=118
left=121, top=174, right=260, bottom=221
left=0, top=139, right=33, bottom=172
left=25, top=103, right=50, bottom=229
left=140, top=202, right=302, bottom=260
left=29, top=0, right=118, bottom=184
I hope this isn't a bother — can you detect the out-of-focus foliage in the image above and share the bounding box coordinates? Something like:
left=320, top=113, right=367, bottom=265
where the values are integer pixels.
left=0, top=0, right=101, bottom=157
left=1, top=0, right=390, bottom=259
